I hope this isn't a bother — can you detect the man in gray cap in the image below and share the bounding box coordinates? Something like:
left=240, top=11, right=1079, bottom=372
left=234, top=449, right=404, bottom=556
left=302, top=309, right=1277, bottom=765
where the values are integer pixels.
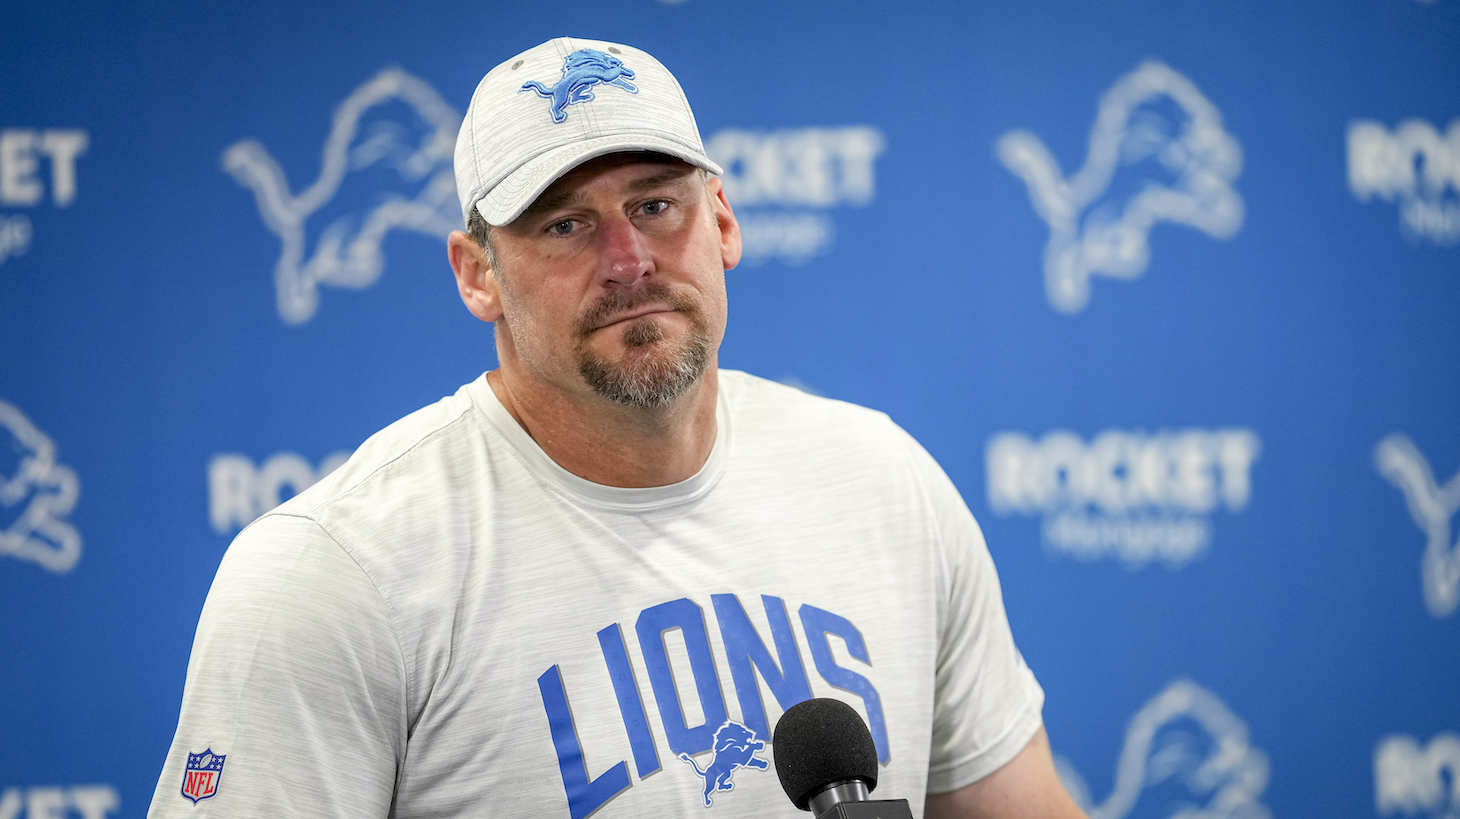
left=150, top=38, right=1086, bottom=819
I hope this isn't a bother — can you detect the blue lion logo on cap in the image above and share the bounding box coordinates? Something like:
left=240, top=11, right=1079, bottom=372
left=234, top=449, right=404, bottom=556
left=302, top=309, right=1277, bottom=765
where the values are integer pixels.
left=520, top=48, right=638, bottom=124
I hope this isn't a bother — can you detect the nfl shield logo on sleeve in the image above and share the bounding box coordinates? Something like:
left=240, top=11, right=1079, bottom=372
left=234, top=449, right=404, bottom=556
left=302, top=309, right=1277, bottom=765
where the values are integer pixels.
left=181, top=749, right=226, bottom=803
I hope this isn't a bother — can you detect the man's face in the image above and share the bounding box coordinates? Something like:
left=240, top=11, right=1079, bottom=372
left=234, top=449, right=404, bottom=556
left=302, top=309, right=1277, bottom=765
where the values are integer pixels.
left=486, top=155, right=739, bottom=408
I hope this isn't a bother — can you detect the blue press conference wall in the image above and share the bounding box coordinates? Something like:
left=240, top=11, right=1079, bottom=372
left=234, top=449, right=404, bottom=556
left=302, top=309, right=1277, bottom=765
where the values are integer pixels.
left=2, top=0, right=1457, bottom=817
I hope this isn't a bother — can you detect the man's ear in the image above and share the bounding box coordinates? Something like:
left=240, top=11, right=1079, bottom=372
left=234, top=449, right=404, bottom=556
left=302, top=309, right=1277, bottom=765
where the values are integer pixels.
left=707, top=176, right=742, bottom=271
left=448, top=230, right=503, bottom=323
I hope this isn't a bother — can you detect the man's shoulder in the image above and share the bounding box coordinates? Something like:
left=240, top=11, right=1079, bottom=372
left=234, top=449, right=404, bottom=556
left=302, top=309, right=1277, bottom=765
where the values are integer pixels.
left=269, top=377, right=487, bottom=523
left=719, top=369, right=889, bottom=420
left=717, top=369, right=924, bottom=465
left=719, top=369, right=900, bottom=435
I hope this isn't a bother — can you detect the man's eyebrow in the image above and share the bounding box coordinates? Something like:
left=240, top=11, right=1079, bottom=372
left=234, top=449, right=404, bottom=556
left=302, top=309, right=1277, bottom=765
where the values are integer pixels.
left=517, top=189, right=584, bottom=224
left=623, top=168, right=698, bottom=194
left=516, top=167, right=699, bottom=225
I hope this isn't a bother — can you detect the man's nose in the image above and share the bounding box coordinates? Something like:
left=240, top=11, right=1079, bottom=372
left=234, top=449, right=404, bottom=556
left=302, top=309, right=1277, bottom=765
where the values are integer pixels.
left=597, top=213, right=651, bottom=287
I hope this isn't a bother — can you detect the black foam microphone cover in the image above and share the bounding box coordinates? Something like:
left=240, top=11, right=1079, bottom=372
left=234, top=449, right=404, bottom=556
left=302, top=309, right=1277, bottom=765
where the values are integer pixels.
left=773, top=698, right=880, bottom=810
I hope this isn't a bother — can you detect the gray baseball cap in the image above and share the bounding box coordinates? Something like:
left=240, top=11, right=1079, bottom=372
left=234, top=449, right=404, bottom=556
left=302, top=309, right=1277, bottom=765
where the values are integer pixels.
left=454, top=37, right=723, bottom=227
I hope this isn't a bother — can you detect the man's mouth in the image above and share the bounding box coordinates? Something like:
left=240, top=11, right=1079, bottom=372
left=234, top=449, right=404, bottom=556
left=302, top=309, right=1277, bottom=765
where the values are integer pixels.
left=576, top=282, right=686, bottom=338
left=596, top=306, right=673, bottom=330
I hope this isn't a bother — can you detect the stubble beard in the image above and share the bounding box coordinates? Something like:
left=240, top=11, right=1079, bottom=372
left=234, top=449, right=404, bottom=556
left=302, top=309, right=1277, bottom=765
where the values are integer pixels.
left=573, top=282, right=713, bottom=408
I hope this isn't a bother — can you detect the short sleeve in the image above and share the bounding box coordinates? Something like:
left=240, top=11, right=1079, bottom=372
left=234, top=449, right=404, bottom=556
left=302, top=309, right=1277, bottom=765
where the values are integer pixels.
left=902, top=434, right=1045, bottom=794
left=148, top=513, right=407, bottom=818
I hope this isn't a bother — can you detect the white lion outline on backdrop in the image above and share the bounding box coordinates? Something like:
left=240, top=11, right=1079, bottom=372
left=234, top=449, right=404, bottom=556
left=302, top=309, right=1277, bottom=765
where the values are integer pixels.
left=1375, top=732, right=1460, bottom=819
left=0, top=399, right=81, bottom=573
left=1374, top=433, right=1460, bottom=618
left=998, top=61, right=1244, bottom=314
left=222, top=67, right=461, bottom=325
left=1055, top=679, right=1271, bottom=819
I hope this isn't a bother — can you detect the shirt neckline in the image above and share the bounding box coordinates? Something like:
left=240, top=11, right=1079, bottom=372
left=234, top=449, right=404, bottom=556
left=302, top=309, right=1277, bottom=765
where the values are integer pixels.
left=465, top=373, right=731, bottom=512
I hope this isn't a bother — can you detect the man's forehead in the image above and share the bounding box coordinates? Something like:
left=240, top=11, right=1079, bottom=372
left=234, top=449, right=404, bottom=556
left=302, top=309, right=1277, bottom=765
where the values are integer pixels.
left=516, top=153, right=701, bottom=220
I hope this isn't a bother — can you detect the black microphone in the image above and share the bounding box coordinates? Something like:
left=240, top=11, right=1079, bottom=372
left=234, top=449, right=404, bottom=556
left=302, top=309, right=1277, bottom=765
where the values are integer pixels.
left=772, top=698, right=914, bottom=819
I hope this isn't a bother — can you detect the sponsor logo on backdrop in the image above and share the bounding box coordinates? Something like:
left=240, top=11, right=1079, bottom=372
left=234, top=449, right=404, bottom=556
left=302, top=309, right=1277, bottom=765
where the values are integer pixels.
left=208, top=450, right=350, bottom=534
left=0, top=399, right=81, bottom=573
left=0, top=785, right=119, bottom=819
left=0, top=128, right=88, bottom=265
left=0, top=213, right=32, bottom=265
left=986, top=428, right=1260, bottom=569
left=705, top=126, right=884, bottom=265
left=1348, top=118, right=1460, bottom=246
left=997, top=61, right=1244, bottom=314
left=1055, top=679, right=1271, bottom=819
left=223, top=68, right=460, bottom=325
left=1376, top=732, right=1460, bottom=818
left=1374, top=434, right=1460, bottom=618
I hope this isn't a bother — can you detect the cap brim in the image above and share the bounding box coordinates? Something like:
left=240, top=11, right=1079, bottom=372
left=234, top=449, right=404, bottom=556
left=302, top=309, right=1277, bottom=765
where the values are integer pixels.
left=475, top=134, right=724, bottom=227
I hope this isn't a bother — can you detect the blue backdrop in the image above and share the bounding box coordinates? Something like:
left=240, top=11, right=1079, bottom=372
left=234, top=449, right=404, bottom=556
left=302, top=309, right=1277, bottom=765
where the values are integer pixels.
left=3, top=1, right=1457, bottom=817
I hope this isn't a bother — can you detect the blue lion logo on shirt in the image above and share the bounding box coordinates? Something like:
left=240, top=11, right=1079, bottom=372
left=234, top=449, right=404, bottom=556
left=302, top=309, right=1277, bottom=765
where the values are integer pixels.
left=520, top=48, right=638, bottom=124
left=679, top=720, right=769, bottom=807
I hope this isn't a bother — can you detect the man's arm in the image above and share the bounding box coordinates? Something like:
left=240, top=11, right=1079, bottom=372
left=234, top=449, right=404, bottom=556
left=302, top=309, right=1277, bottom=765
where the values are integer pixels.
left=148, top=514, right=405, bottom=818
left=924, top=727, right=1089, bottom=819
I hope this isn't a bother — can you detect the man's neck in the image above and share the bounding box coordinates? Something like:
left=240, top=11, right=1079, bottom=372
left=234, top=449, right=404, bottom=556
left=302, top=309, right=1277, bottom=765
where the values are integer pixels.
left=486, top=366, right=720, bottom=488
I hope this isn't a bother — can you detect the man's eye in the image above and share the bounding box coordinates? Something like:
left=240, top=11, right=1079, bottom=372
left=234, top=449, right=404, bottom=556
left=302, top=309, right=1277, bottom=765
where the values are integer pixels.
left=547, top=219, right=576, bottom=235
left=640, top=200, right=668, bottom=216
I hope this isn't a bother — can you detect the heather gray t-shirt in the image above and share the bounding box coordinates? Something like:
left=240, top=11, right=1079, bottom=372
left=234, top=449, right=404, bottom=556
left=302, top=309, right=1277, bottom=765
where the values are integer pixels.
left=149, top=370, right=1043, bottom=818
